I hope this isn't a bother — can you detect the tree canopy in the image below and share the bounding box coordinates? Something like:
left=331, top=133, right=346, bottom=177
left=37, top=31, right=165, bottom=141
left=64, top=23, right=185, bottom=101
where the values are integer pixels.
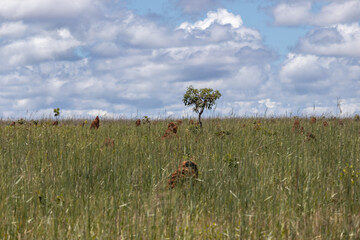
left=183, top=85, right=221, bottom=127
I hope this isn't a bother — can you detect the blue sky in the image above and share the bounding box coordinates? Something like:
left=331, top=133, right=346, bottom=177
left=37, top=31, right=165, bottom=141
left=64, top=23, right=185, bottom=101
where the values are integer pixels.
left=0, top=0, right=360, bottom=119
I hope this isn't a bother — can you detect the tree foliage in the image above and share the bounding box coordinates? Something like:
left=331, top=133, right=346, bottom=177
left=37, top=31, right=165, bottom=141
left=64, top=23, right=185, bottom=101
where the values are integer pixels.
left=53, top=108, right=60, bottom=118
left=183, top=85, right=221, bottom=127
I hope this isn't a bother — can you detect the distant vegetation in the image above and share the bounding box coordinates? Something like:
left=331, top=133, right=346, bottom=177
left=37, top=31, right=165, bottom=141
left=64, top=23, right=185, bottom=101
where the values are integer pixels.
left=0, top=117, right=359, bottom=239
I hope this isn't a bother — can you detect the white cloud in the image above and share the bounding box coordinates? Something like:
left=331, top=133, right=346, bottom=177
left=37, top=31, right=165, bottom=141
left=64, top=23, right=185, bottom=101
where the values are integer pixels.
left=0, top=29, right=82, bottom=68
left=0, top=0, right=97, bottom=20
left=178, top=9, right=261, bottom=46
left=179, top=9, right=243, bottom=31
left=297, top=23, right=360, bottom=57
left=4, top=3, right=360, bottom=119
left=273, top=2, right=311, bottom=26
left=176, top=0, right=219, bottom=14
left=86, top=12, right=181, bottom=49
left=273, top=0, right=360, bottom=26
left=0, top=7, right=278, bottom=118
left=279, top=53, right=360, bottom=100
left=0, top=21, right=28, bottom=38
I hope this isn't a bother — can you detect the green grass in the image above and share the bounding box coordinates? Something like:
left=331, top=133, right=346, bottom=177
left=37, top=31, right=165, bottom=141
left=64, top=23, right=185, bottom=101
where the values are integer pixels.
left=0, top=117, right=359, bottom=239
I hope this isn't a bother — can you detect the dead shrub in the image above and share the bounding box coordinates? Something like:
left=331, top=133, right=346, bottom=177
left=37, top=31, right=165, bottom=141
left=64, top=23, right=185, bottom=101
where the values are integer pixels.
left=90, top=116, right=100, bottom=129
left=168, top=160, right=199, bottom=189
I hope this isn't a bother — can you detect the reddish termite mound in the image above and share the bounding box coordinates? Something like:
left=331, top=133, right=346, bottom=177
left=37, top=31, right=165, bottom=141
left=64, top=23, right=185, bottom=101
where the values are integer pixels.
left=168, top=160, right=199, bottom=189
left=90, top=116, right=100, bottom=129
left=103, top=137, right=115, bottom=148
left=292, top=119, right=304, bottom=134
left=161, top=122, right=178, bottom=139
left=135, top=119, right=141, bottom=127
left=305, top=132, right=316, bottom=142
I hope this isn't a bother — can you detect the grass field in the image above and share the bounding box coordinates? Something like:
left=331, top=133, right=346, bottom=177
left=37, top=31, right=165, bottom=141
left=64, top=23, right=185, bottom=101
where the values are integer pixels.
left=0, top=117, right=359, bottom=239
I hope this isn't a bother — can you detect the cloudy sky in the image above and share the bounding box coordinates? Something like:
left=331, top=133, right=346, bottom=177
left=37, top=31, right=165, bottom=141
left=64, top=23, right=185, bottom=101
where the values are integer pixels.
left=0, top=0, right=360, bottom=119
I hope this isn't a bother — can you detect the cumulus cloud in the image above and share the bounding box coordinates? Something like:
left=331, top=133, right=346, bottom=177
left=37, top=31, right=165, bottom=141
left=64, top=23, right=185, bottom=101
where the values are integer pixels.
left=0, top=0, right=98, bottom=20
left=0, top=21, right=28, bottom=38
left=175, top=0, right=220, bottom=14
left=178, top=9, right=262, bottom=46
left=272, top=0, right=360, bottom=26
left=86, top=11, right=182, bottom=49
left=0, top=28, right=82, bottom=69
left=297, top=23, right=360, bottom=57
left=0, top=7, right=279, bottom=118
left=179, top=8, right=243, bottom=30
left=268, top=0, right=360, bottom=116
left=279, top=53, right=360, bottom=102
left=6, top=1, right=360, bottom=119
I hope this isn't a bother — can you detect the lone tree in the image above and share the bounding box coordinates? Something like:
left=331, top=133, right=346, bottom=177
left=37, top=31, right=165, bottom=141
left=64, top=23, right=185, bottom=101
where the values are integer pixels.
left=183, top=85, right=221, bottom=127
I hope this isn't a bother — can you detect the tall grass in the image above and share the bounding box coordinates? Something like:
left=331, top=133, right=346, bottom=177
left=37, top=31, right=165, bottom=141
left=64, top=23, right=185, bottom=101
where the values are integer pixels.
left=0, top=117, right=359, bottom=239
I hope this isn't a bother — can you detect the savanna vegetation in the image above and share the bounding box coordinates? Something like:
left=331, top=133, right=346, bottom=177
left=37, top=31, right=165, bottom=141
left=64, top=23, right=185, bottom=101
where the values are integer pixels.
left=0, top=116, right=360, bottom=239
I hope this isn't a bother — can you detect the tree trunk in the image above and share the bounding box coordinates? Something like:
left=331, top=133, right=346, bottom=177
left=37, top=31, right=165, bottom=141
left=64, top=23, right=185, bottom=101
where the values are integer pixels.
left=198, top=107, right=204, bottom=128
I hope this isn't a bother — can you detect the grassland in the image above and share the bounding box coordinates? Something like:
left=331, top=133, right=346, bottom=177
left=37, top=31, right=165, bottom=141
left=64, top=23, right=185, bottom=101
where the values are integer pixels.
left=0, top=117, right=359, bottom=239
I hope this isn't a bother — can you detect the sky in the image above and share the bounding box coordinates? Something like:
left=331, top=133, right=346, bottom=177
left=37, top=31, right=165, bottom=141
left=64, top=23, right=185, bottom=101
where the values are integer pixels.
left=0, top=0, right=360, bottom=119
